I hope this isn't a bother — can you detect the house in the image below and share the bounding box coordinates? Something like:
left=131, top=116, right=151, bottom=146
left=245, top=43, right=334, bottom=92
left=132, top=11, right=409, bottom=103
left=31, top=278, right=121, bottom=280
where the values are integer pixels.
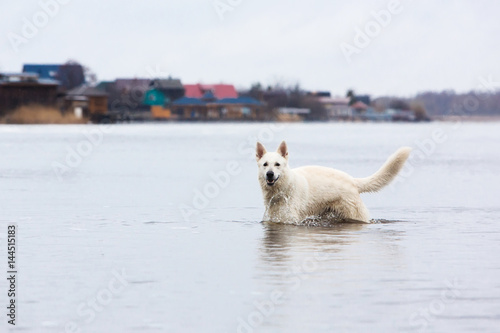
left=170, top=83, right=263, bottom=120
left=144, top=88, right=169, bottom=118
left=150, top=78, right=185, bottom=100
left=319, top=97, right=350, bottom=119
left=184, top=83, right=238, bottom=99
left=108, top=78, right=151, bottom=112
left=171, top=93, right=263, bottom=120
left=113, top=78, right=150, bottom=93
left=343, top=100, right=395, bottom=121
left=360, top=108, right=392, bottom=121
left=0, top=73, right=59, bottom=116
left=23, top=63, right=85, bottom=90
left=170, top=96, right=207, bottom=119
left=65, top=85, right=108, bottom=119
left=275, top=107, right=310, bottom=121
left=387, top=109, right=416, bottom=121
left=217, top=97, right=264, bottom=119
left=144, top=78, right=185, bottom=119
left=351, top=100, right=369, bottom=112
left=352, top=94, right=371, bottom=106
left=95, top=81, right=113, bottom=92
left=350, top=100, right=369, bottom=120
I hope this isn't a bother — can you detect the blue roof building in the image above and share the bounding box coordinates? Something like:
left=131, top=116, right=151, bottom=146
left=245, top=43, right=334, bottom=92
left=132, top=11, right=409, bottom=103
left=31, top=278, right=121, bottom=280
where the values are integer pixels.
left=171, top=95, right=264, bottom=120
left=22, top=63, right=85, bottom=90
left=23, top=64, right=60, bottom=80
left=172, top=97, right=207, bottom=106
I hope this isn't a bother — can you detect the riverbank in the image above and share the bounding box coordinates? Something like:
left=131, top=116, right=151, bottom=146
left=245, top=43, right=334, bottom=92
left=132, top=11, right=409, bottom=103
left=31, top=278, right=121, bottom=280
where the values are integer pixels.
left=0, top=106, right=86, bottom=124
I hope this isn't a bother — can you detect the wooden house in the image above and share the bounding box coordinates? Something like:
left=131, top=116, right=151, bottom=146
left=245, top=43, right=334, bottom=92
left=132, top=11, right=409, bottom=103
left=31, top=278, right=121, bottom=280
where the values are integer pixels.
left=66, top=85, right=108, bottom=118
left=0, top=73, right=58, bottom=116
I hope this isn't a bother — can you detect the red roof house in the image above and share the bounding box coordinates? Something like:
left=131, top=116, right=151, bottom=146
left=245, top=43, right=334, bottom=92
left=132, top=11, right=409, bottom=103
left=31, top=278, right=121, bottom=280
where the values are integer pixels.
left=351, top=101, right=368, bottom=110
left=184, top=84, right=238, bottom=99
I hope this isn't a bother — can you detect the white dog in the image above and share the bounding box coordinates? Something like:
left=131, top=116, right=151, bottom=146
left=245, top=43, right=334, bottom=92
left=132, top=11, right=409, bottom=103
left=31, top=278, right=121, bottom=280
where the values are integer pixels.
left=256, top=141, right=411, bottom=223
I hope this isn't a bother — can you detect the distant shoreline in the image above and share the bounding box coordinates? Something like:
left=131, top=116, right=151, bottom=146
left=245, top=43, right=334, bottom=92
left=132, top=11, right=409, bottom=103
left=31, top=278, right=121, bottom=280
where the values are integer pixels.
left=432, top=115, right=500, bottom=122
left=1, top=114, right=499, bottom=125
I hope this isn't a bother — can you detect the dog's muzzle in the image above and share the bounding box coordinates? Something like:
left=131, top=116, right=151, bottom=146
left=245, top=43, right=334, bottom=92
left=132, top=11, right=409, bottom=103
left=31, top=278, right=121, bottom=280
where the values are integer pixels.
left=266, top=171, right=279, bottom=186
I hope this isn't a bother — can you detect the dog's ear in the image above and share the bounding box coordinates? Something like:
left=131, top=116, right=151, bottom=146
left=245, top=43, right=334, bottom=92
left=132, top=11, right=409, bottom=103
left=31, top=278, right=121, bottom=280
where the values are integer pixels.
left=277, top=141, right=288, bottom=159
left=256, top=142, right=267, bottom=161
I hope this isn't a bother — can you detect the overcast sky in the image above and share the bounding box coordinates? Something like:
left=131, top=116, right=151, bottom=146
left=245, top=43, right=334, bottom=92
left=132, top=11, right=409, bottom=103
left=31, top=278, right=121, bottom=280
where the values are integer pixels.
left=1, top=0, right=499, bottom=97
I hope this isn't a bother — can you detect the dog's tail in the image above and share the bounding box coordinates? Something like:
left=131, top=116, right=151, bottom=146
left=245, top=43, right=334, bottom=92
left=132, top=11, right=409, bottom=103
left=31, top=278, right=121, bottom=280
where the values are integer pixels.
left=355, top=147, right=412, bottom=193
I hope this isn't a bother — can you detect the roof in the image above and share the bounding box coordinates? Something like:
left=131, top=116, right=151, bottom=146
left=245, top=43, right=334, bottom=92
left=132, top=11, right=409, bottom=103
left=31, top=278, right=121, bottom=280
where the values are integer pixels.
left=172, top=97, right=207, bottom=105
left=67, top=85, right=108, bottom=97
left=319, top=97, right=350, bottom=105
left=114, top=79, right=150, bottom=92
left=216, top=97, right=262, bottom=105
left=37, top=79, right=61, bottom=85
left=0, top=72, right=59, bottom=86
left=351, top=101, right=368, bottom=109
left=355, top=95, right=371, bottom=105
left=201, top=90, right=216, bottom=100
left=184, top=84, right=238, bottom=99
left=172, top=96, right=262, bottom=106
left=95, top=81, right=113, bottom=91
left=150, top=78, right=184, bottom=90
left=1, top=72, right=38, bottom=79
left=23, top=64, right=85, bottom=90
left=23, top=64, right=60, bottom=80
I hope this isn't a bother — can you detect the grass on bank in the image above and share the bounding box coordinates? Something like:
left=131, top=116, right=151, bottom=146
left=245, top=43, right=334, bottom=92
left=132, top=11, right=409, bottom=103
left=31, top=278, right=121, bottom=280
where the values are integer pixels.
left=0, top=105, right=86, bottom=124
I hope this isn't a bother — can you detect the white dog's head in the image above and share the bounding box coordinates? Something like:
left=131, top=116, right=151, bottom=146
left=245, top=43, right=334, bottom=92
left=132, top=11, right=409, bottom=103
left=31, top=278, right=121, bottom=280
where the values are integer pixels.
left=256, top=141, right=289, bottom=187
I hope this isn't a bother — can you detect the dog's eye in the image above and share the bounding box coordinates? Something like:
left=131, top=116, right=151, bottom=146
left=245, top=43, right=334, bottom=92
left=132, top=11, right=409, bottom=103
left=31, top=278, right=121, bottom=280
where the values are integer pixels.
left=263, top=162, right=268, bottom=167
left=275, top=163, right=280, bottom=167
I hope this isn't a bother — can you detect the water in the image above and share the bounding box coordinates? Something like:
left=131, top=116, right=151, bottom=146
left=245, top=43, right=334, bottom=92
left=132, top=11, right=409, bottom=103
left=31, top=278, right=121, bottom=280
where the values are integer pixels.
left=0, top=122, right=499, bottom=332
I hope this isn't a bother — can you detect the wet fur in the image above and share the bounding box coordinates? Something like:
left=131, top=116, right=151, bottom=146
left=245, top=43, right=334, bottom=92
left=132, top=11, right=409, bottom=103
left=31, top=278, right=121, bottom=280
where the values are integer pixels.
left=256, top=141, right=411, bottom=224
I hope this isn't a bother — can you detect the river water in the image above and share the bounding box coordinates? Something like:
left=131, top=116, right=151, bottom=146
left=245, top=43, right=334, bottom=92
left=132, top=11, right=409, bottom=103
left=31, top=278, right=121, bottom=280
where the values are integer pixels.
left=0, top=122, right=499, bottom=332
